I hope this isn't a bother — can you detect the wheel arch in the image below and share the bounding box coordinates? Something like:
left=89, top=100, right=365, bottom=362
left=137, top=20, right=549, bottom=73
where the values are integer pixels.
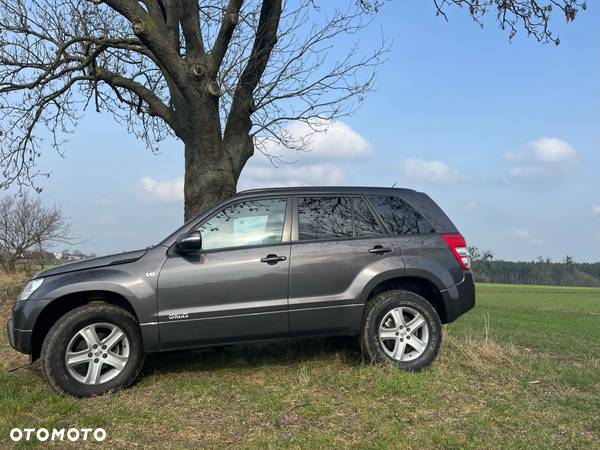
left=30, top=290, right=138, bottom=361
left=364, top=276, right=447, bottom=323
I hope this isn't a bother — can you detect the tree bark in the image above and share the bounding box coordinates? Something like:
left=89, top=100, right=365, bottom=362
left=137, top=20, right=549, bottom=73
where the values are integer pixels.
left=183, top=132, right=256, bottom=221
left=3, top=255, right=17, bottom=272
left=0, top=256, right=11, bottom=273
left=180, top=74, right=256, bottom=220
left=183, top=139, right=239, bottom=221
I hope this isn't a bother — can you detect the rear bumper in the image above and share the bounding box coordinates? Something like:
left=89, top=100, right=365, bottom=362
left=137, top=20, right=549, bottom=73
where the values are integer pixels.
left=6, top=316, right=33, bottom=354
left=441, top=271, right=475, bottom=323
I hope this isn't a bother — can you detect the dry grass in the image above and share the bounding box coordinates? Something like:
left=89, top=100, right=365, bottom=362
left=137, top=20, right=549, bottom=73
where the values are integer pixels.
left=0, top=279, right=599, bottom=449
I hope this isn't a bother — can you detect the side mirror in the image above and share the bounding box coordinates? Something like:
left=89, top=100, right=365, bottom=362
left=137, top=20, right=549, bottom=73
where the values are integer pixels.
left=175, top=230, right=202, bottom=253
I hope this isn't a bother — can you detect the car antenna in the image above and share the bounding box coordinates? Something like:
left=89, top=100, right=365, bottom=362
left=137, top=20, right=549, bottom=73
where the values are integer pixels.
left=391, top=182, right=397, bottom=188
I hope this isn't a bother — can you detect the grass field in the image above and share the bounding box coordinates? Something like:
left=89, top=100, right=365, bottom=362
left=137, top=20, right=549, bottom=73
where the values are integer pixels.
left=1, top=281, right=599, bottom=449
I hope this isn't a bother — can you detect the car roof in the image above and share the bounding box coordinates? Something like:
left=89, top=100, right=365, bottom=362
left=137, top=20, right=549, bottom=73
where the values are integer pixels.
left=235, top=186, right=418, bottom=197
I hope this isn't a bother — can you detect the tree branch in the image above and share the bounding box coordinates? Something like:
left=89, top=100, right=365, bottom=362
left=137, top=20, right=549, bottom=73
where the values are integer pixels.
left=210, top=0, right=244, bottom=73
left=179, top=0, right=205, bottom=58
left=140, top=0, right=167, bottom=24
left=433, top=0, right=587, bottom=44
left=102, top=0, right=187, bottom=89
left=224, top=0, right=282, bottom=145
left=94, top=66, right=176, bottom=129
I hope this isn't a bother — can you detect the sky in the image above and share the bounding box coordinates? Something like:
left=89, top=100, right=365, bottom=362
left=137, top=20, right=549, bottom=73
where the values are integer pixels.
left=16, top=1, right=600, bottom=262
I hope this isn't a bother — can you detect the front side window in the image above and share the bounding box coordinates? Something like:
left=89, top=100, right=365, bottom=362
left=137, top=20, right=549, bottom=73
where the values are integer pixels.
left=297, top=196, right=384, bottom=241
left=198, top=198, right=287, bottom=250
left=367, top=195, right=435, bottom=235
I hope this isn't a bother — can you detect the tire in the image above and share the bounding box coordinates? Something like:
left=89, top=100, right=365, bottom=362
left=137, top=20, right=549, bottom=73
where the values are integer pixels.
left=40, top=304, right=144, bottom=397
left=361, top=290, right=442, bottom=371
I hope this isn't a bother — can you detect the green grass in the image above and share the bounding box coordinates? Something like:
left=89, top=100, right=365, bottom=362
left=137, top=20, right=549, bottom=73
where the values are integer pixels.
left=453, top=284, right=600, bottom=358
left=1, top=282, right=599, bottom=449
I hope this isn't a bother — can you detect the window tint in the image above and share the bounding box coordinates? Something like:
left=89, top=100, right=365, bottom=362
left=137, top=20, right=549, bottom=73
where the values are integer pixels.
left=298, top=197, right=353, bottom=240
left=297, top=196, right=384, bottom=240
left=367, top=195, right=435, bottom=235
left=198, top=198, right=286, bottom=250
left=354, top=198, right=384, bottom=237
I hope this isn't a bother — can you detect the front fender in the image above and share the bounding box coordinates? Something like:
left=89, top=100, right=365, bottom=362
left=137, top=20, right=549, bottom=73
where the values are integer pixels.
left=28, top=266, right=158, bottom=325
left=33, top=269, right=141, bottom=302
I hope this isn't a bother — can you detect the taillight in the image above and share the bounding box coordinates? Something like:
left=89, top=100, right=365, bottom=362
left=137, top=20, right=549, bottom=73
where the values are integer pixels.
left=442, top=233, right=471, bottom=270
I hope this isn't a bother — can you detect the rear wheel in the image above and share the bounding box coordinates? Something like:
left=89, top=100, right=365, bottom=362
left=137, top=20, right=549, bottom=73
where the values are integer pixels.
left=361, top=290, right=442, bottom=371
left=40, top=304, right=144, bottom=397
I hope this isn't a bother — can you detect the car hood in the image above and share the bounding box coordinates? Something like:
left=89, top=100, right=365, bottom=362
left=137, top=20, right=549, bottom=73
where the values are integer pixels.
left=34, top=248, right=149, bottom=278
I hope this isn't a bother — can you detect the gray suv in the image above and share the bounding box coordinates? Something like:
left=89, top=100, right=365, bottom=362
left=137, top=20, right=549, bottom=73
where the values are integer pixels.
left=8, top=187, right=475, bottom=396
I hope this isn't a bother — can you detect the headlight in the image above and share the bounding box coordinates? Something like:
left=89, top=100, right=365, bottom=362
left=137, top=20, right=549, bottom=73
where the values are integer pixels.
left=17, top=278, right=44, bottom=301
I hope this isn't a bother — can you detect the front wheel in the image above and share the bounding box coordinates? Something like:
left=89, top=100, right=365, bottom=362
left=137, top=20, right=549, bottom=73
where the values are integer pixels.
left=40, top=304, right=144, bottom=397
left=361, top=290, right=442, bottom=371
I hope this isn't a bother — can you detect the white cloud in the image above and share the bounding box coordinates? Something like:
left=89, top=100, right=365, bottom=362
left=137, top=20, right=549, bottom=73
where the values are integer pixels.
left=504, top=138, right=578, bottom=183
left=94, top=197, right=111, bottom=206
left=399, top=158, right=465, bottom=186
left=507, top=166, right=545, bottom=180
left=530, top=138, right=577, bottom=163
left=238, top=120, right=371, bottom=190
left=465, top=201, right=479, bottom=211
left=139, top=176, right=183, bottom=202
left=513, top=229, right=542, bottom=246
left=262, top=120, right=373, bottom=161
left=513, top=229, right=530, bottom=239
left=239, top=163, right=346, bottom=191
left=95, top=214, right=117, bottom=225
left=592, top=206, right=600, bottom=216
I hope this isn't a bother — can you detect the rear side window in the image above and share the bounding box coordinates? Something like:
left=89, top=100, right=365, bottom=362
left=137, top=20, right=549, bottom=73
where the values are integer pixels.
left=367, top=195, right=435, bottom=235
left=297, top=196, right=383, bottom=240
left=354, top=198, right=383, bottom=237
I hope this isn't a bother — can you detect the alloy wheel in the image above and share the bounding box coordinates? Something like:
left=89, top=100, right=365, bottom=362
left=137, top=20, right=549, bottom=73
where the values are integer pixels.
left=378, top=307, right=429, bottom=362
left=64, top=322, right=130, bottom=385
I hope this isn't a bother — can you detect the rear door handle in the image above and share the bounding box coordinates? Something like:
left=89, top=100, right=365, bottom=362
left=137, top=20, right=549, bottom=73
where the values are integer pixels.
left=369, top=245, right=392, bottom=255
left=260, top=254, right=287, bottom=264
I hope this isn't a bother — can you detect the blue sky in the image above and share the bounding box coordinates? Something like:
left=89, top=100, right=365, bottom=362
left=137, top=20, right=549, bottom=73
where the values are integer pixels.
left=27, top=1, right=599, bottom=261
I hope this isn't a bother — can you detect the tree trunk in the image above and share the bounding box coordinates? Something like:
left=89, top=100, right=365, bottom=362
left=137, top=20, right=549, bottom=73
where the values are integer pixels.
left=37, top=241, right=45, bottom=269
left=183, top=139, right=239, bottom=221
left=180, top=89, right=254, bottom=221
left=5, top=255, right=17, bottom=273
left=0, top=256, right=9, bottom=273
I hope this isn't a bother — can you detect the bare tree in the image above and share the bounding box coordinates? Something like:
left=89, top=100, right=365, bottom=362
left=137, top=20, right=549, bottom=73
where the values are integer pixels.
left=0, top=193, right=71, bottom=271
left=0, top=0, right=587, bottom=220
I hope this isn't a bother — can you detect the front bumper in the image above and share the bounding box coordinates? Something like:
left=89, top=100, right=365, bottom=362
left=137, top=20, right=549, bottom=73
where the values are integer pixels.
left=6, top=316, right=33, bottom=354
left=7, top=298, right=52, bottom=356
left=441, top=271, right=476, bottom=323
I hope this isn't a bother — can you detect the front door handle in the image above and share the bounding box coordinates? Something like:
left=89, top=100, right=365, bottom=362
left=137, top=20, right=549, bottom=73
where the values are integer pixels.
left=369, top=245, right=392, bottom=255
left=260, top=254, right=287, bottom=264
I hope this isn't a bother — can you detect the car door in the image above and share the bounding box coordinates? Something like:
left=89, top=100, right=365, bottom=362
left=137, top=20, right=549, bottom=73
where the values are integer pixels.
left=365, top=194, right=461, bottom=286
left=288, top=195, right=404, bottom=337
left=157, top=196, right=292, bottom=349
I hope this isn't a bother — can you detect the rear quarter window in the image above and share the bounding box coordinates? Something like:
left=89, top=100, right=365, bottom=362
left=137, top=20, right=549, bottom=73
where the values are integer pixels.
left=367, top=195, right=435, bottom=235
